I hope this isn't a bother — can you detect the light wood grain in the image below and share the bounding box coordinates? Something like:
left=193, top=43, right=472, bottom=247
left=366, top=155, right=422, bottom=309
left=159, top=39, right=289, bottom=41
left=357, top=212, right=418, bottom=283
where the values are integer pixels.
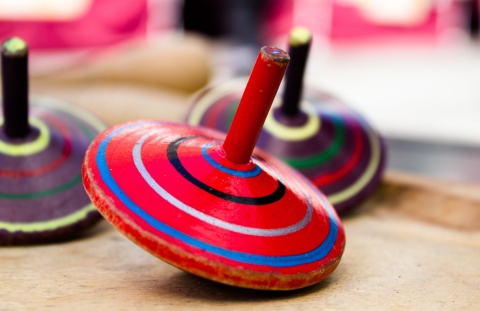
left=1, top=172, right=479, bottom=310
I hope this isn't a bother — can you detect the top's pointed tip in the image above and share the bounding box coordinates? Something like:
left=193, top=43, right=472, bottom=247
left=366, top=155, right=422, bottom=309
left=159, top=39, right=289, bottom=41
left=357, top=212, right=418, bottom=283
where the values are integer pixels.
left=2, top=37, right=28, bottom=58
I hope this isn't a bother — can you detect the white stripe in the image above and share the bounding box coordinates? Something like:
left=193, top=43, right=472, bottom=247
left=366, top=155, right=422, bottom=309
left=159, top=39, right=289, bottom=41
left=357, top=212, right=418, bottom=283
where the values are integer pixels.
left=132, top=132, right=312, bottom=237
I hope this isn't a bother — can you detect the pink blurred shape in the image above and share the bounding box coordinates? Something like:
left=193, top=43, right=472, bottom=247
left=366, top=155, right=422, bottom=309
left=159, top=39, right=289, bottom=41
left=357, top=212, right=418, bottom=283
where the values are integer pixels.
left=0, top=0, right=148, bottom=49
left=264, top=0, right=466, bottom=46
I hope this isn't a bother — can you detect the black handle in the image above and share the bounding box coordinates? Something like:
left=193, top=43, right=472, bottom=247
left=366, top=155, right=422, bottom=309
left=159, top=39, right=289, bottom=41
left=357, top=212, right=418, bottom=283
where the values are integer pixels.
left=280, top=27, right=312, bottom=117
left=1, top=37, right=29, bottom=139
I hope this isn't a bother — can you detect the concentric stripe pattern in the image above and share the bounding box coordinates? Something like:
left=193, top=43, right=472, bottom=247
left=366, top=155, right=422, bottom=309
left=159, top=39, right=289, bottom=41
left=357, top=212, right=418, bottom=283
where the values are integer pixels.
left=0, top=97, right=106, bottom=244
left=87, top=122, right=344, bottom=272
left=186, top=80, right=387, bottom=212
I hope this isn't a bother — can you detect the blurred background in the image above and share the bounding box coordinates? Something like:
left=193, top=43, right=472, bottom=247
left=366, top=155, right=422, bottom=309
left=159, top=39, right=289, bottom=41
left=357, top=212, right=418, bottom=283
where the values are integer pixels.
left=0, top=0, right=479, bottom=182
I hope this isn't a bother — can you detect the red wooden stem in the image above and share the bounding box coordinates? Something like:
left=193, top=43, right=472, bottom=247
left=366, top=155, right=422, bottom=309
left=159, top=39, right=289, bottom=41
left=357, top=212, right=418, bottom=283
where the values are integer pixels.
left=222, top=46, right=290, bottom=164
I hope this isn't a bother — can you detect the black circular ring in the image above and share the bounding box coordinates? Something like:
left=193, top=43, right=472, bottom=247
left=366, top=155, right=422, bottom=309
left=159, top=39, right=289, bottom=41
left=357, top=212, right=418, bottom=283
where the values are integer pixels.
left=166, top=136, right=286, bottom=205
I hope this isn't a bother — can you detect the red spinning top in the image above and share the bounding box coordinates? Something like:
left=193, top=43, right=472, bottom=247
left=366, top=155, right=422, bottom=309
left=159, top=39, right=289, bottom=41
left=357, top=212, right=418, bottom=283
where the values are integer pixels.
left=82, top=47, right=345, bottom=290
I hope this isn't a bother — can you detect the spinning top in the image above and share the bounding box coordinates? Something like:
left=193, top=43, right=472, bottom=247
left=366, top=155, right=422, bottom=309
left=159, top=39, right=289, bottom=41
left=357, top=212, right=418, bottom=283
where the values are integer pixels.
left=0, top=38, right=106, bottom=245
left=82, top=47, right=345, bottom=290
left=186, top=27, right=387, bottom=213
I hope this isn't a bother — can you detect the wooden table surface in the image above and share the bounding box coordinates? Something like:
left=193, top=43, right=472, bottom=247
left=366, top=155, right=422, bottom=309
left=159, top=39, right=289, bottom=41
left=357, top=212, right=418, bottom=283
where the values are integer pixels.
left=2, top=172, right=480, bottom=310
left=2, top=49, right=480, bottom=309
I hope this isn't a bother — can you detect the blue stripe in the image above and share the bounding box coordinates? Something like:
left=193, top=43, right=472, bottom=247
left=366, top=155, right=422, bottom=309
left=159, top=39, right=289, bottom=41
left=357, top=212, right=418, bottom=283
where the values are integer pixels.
left=201, top=142, right=261, bottom=178
left=95, top=122, right=339, bottom=267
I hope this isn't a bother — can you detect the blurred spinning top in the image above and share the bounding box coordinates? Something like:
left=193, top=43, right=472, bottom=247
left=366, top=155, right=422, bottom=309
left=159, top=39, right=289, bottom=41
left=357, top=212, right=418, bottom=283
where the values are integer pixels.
left=186, top=27, right=387, bottom=213
left=0, top=37, right=105, bottom=245
left=82, top=46, right=345, bottom=290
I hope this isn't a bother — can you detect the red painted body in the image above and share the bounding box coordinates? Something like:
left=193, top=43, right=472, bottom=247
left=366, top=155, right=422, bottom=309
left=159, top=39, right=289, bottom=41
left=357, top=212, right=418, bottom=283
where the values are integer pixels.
left=82, top=47, right=345, bottom=290
left=83, top=122, right=345, bottom=290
